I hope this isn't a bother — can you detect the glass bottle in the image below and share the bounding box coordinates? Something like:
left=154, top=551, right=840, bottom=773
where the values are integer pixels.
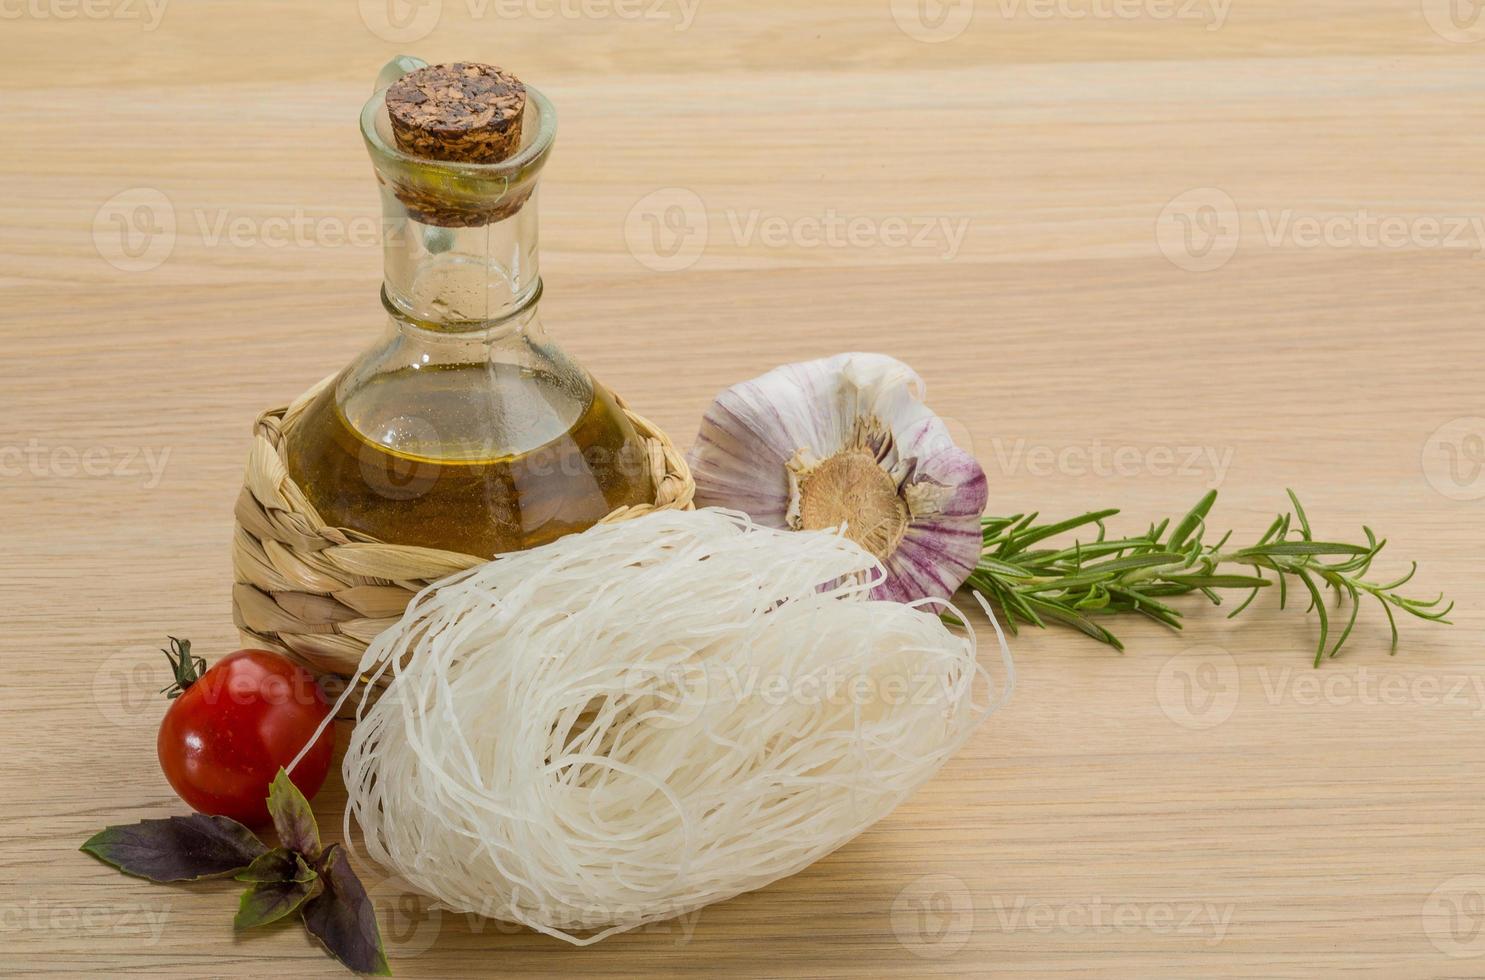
left=285, top=58, right=653, bottom=558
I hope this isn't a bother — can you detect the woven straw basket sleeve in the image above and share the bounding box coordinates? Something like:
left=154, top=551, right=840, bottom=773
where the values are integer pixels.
left=232, top=376, right=695, bottom=690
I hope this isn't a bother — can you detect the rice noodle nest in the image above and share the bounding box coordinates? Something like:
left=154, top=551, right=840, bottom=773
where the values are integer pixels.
left=338, top=508, right=1011, bottom=944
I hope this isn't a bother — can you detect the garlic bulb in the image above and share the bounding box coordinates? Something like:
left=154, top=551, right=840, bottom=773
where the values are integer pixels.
left=688, top=353, right=988, bottom=602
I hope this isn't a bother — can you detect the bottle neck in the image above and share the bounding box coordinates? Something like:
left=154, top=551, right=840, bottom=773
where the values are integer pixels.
left=380, top=188, right=542, bottom=327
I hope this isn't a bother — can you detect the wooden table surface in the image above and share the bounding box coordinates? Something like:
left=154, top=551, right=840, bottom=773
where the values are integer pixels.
left=3, top=1, right=1483, bottom=976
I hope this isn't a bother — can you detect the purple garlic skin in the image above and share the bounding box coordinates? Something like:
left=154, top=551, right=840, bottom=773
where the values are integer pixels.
left=688, top=353, right=988, bottom=602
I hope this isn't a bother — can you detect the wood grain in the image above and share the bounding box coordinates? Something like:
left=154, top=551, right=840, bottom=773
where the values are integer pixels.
left=2, top=2, right=1482, bottom=976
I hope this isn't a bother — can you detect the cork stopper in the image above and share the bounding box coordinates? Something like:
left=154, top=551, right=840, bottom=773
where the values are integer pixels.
left=386, top=63, right=527, bottom=164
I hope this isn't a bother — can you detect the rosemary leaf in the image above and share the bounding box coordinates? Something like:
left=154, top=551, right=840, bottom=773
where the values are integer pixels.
left=962, top=490, right=1451, bottom=664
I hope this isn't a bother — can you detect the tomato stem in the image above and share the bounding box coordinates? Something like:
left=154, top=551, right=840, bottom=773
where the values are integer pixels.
left=160, top=637, right=207, bottom=699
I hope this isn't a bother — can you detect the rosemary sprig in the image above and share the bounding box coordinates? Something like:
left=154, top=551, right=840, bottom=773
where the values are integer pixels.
left=961, top=490, right=1452, bottom=665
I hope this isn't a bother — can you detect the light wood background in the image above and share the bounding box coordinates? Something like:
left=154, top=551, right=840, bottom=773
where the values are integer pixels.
left=3, top=1, right=1483, bottom=976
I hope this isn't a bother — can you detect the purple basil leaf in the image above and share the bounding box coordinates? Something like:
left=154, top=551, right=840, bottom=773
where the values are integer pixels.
left=236, top=876, right=321, bottom=930
left=268, top=768, right=321, bottom=859
left=301, top=844, right=390, bottom=976
left=81, top=814, right=268, bottom=882
left=237, top=848, right=317, bottom=884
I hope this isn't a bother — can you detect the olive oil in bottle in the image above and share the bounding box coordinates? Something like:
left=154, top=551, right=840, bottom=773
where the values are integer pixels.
left=282, top=59, right=656, bottom=558
left=287, top=363, right=652, bottom=557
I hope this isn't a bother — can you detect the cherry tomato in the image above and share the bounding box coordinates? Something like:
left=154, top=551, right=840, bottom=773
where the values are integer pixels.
left=156, top=639, right=335, bottom=826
